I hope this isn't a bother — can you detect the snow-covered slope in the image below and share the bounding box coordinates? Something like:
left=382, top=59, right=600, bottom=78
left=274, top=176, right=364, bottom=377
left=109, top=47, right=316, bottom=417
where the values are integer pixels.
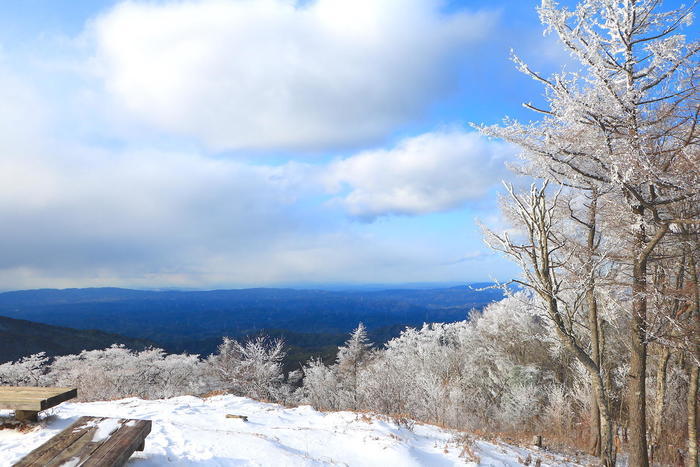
left=1, top=396, right=581, bottom=466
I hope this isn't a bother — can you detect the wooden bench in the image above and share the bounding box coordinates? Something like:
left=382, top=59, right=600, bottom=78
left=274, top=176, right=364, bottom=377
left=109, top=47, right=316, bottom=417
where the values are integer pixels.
left=0, top=387, right=77, bottom=422
left=14, top=416, right=152, bottom=467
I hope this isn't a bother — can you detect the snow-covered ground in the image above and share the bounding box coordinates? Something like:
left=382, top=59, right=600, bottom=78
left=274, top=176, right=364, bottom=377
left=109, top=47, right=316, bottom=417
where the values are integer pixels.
left=1, top=395, right=582, bottom=466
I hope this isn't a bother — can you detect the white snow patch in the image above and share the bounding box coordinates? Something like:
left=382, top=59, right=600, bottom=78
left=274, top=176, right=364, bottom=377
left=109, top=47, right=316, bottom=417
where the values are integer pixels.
left=73, top=419, right=97, bottom=432
left=59, top=457, right=81, bottom=467
left=0, top=395, right=583, bottom=466
left=91, top=418, right=122, bottom=442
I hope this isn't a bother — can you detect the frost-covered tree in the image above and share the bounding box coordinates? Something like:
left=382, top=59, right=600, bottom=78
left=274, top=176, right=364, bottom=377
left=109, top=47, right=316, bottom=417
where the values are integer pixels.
left=1, top=337, right=298, bottom=404
left=335, top=323, right=373, bottom=409
left=301, top=323, right=374, bottom=411
left=646, top=216, right=700, bottom=465
left=300, top=297, right=575, bottom=432
left=206, top=336, right=289, bottom=402
left=484, top=183, right=618, bottom=465
left=49, top=345, right=204, bottom=400
left=0, top=353, right=49, bottom=386
left=371, top=323, right=466, bottom=424
left=479, top=1, right=699, bottom=464
left=300, top=358, right=341, bottom=410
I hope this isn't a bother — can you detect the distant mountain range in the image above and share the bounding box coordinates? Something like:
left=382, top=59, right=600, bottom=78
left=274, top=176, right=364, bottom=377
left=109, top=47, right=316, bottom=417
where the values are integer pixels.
left=0, top=284, right=505, bottom=366
left=0, top=315, right=153, bottom=364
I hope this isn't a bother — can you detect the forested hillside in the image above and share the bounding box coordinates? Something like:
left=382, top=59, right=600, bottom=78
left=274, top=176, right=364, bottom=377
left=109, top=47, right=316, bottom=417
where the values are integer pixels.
left=0, top=285, right=504, bottom=360
left=0, top=315, right=152, bottom=363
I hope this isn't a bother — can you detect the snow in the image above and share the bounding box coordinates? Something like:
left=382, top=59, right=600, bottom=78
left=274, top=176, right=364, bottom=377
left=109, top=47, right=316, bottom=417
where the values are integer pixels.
left=1, top=395, right=581, bottom=466
left=59, top=457, right=81, bottom=467
left=90, top=418, right=123, bottom=442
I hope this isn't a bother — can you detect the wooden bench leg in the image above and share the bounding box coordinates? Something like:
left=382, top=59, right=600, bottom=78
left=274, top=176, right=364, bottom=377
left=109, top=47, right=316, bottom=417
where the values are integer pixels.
left=14, top=410, right=38, bottom=422
left=136, top=441, right=145, bottom=451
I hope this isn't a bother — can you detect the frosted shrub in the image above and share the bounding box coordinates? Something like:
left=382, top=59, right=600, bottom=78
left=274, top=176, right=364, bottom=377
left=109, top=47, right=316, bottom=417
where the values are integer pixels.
left=300, top=294, right=566, bottom=433
left=0, top=353, right=49, bottom=386
left=358, top=356, right=407, bottom=415
left=48, top=345, right=204, bottom=401
left=1, top=336, right=297, bottom=403
left=543, top=384, right=573, bottom=434
left=206, top=336, right=290, bottom=402
left=374, top=323, right=467, bottom=425
left=335, top=323, right=373, bottom=409
left=499, top=383, right=542, bottom=430
left=300, top=324, right=374, bottom=411
left=300, top=358, right=341, bottom=410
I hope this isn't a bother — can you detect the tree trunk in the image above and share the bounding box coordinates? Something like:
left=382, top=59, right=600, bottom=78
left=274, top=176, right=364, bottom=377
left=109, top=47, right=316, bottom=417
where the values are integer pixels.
left=549, top=297, right=614, bottom=467
left=594, top=378, right=615, bottom=467
left=600, top=320, right=618, bottom=465
left=628, top=245, right=649, bottom=467
left=585, top=192, right=604, bottom=459
left=588, top=289, right=612, bottom=465
left=688, top=254, right=699, bottom=467
left=687, top=364, right=698, bottom=467
left=650, top=346, right=670, bottom=464
left=628, top=335, right=648, bottom=467
left=590, top=390, right=601, bottom=457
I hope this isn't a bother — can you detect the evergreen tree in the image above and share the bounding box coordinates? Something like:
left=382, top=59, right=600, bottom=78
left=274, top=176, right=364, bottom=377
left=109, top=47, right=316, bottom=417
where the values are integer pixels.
left=336, top=323, right=373, bottom=409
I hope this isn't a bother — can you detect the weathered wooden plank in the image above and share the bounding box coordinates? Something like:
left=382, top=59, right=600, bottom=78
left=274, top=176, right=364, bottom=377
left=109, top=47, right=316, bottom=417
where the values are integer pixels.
left=0, top=401, right=43, bottom=411
left=13, top=416, right=99, bottom=466
left=40, top=388, right=78, bottom=410
left=0, top=396, right=58, bottom=400
left=13, top=416, right=152, bottom=467
left=0, top=387, right=77, bottom=412
left=42, top=428, right=103, bottom=467
left=0, top=394, right=71, bottom=400
left=0, top=387, right=76, bottom=396
left=82, top=420, right=151, bottom=467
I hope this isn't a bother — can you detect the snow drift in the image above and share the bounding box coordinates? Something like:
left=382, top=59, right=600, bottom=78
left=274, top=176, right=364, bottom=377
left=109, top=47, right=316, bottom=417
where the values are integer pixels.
left=1, top=395, right=583, bottom=466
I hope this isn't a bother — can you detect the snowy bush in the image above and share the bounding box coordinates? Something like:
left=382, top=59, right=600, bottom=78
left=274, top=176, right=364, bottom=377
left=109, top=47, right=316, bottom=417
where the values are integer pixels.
left=0, top=353, right=49, bottom=386
left=300, top=293, right=569, bottom=432
left=300, top=358, right=341, bottom=410
left=543, top=384, right=573, bottom=435
left=205, top=336, right=291, bottom=402
left=0, top=336, right=298, bottom=403
left=498, top=383, right=542, bottom=430
left=48, top=345, right=205, bottom=401
left=300, top=323, right=374, bottom=411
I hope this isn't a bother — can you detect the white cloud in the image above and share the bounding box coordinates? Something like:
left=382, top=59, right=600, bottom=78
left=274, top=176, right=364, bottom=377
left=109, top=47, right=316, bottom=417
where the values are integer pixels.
left=0, top=1, right=526, bottom=289
left=0, top=130, right=514, bottom=288
left=0, top=66, right=48, bottom=152
left=322, top=130, right=515, bottom=220
left=0, top=32, right=518, bottom=289
left=0, top=142, right=497, bottom=289
left=89, top=0, right=496, bottom=150
left=0, top=60, right=514, bottom=288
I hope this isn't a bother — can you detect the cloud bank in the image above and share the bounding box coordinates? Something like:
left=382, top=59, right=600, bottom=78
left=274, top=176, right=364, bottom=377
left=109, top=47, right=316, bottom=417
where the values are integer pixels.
left=0, top=0, right=519, bottom=289
left=323, top=130, right=515, bottom=220
left=0, top=127, right=510, bottom=289
left=91, top=0, right=496, bottom=150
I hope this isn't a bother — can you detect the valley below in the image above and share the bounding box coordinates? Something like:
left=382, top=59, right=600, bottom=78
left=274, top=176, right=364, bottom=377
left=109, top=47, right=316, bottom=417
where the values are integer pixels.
left=0, top=284, right=504, bottom=367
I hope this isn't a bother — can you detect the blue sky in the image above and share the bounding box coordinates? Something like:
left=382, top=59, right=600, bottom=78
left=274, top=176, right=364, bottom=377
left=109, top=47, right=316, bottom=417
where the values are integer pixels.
left=0, top=0, right=693, bottom=290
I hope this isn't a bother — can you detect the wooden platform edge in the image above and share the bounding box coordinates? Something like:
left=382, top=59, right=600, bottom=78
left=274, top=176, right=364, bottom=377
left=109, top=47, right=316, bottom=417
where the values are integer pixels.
left=40, top=388, right=78, bottom=410
left=12, top=416, right=152, bottom=467
left=0, top=387, right=78, bottom=412
left=82, top=419, right=152, bottom=467
left=12, top=416, right=96, bottom=466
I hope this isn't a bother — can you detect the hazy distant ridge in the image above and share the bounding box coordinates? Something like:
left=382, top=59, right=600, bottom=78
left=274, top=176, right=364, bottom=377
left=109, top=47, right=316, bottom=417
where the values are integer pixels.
left=0, top=315, right=153, bottom=363
left=0, top=285, right=504, bottom=358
